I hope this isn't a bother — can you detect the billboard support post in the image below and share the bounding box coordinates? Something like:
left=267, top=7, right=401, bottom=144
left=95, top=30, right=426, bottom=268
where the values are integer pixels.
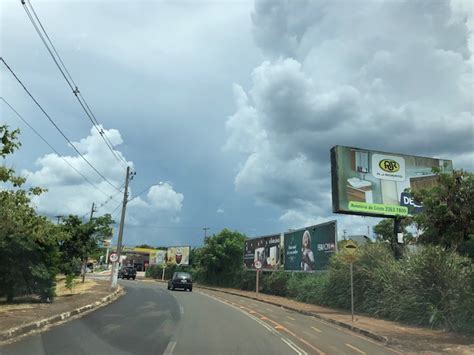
left=350, top=262, right=354, bottom=322
left=393, top=216, right=404, bottom=260
left=256, top=270, right=260, bottom=297
left=161, top=265, right=166, bottom=281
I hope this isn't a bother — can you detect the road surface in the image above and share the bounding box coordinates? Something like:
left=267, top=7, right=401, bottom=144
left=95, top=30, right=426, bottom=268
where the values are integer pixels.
left=1, top=280, right=398, bottom=354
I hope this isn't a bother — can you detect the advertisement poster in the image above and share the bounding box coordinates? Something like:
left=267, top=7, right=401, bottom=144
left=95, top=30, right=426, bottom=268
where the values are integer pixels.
left=166, top=246, right=190, bottom=266
left=155, top=250, right=166, bottom=265
left=284, top=221, right=337, bottom=272
left=331, top=146, right=453, bottom=217
left=244, top=234, right=281, bottom=270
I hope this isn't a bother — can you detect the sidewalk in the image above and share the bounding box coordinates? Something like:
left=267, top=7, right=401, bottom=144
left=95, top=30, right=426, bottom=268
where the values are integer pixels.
left=197, top=284, right=474, bottom=354
left=0, top=278, right=122, bottom=343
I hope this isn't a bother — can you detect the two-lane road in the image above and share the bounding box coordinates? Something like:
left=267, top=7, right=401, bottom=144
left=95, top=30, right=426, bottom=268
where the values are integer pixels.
left=1, top=280, right=398, bottom=354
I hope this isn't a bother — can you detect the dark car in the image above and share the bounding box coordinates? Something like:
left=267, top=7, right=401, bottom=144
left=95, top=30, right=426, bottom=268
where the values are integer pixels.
left=118, top=266, right=136, bottom=280
left=168, top=272, right=193, bottom=291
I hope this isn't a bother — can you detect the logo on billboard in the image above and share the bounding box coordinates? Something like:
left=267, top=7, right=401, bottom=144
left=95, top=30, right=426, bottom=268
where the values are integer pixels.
left=379, top=159, right=400, bottom=173
left=372, top=154, right=406, bottom=181
left=400, top=192, right=423, bottom=214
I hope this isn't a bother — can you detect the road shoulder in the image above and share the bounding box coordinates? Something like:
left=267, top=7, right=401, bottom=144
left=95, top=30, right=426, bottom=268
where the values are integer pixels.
left=0, top=279, right=123, bottom=344
left=195, top=284, right=474, bottom=354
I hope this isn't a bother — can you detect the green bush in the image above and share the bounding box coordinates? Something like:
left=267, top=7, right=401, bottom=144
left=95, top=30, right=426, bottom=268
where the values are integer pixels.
left=262, top=271, right=291, bottom=297
left=286, top=272, right=329, bottom=305
left=394, top=246, right=473, bottom=330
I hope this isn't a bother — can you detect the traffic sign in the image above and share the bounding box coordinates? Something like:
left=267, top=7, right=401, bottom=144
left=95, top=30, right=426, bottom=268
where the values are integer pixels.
left=343, top=239, right=358, bottom=255
left=109, top=252, right=118, bottom=263
left=254, top=260, right=262, bottom=270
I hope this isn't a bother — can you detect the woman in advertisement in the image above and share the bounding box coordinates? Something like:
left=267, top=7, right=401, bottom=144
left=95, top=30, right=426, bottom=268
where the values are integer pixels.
left=301, top=230, right=315, bottom=271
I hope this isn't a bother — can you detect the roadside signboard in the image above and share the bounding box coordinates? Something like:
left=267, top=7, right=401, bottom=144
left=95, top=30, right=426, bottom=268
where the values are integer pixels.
left=283, top=221, right=337, bottom=272
left=109, top=252, right=118, bottom=263
left=155, top=250, right=166, bottom=265
left=330, top=145, right=453, bottom=217
left=343, top=240, right=358, bottom=255
left=244, top=234, right=281, bottom=270
left=341, top=239, right=358, bottom=262
left=166, top=246, right=190, bottom=266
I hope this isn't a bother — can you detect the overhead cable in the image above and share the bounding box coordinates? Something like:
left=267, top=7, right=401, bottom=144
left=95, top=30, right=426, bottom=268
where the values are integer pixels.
left=1, top=57, right=123, bottom=193
left=1, top=96, right=115, bottom=199
left=21, top=0, right=129, bottom=168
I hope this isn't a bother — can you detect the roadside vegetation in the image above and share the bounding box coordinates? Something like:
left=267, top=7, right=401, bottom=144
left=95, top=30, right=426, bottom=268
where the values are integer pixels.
left=149, top=169, right=473, bottom=333
left=0, top=125, right=113, bottom=303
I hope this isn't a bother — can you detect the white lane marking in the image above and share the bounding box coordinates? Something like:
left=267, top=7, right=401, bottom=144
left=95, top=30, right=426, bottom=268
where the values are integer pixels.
left=266, top=308, right=274, bottom=312
left=180, top=306, right=184, bottom=315
left=164, top=341, right=177, bottom=355
left=281, top=337, right=308, bottom=355
left=198, top=292, right=308, bottom=355
left=287, top=316, right=296, bottom=321
left=311, top=326, right=322, bottom=333
left=345, top=343, right=366, bottom=354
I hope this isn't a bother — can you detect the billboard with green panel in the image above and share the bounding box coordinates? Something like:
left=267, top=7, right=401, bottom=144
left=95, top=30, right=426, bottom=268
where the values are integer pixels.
left=330, top=146, right=453, bottom=217
left=284, top=221, right=337, bottom=272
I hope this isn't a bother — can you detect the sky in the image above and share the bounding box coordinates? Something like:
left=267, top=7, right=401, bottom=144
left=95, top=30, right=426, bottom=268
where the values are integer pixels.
left=1, top=0, right=473, bottom=248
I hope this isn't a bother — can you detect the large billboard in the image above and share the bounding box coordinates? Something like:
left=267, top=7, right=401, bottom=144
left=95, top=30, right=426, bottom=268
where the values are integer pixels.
left=284, top=221, right=337, bottom=271
left=331, top=146, right=453, bottom=217
left=166, top=246, right=190, bottom=266
left=244, top=234, right=281, bottom=270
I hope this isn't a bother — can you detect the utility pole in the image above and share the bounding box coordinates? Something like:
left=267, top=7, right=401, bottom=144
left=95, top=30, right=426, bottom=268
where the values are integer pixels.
left=81, top=202, right=98, bottom=283
left=203, top=227, right=210, bottom=243
left=89, top=202, right=96, bottom=221
left=111, top=166, right=132, bottom=289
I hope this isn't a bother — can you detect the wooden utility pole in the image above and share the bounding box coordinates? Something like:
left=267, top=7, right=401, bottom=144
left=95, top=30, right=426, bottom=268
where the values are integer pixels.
left=89, top=202, right=96, bottom=221
left=111, top=166, right=131, bottom=289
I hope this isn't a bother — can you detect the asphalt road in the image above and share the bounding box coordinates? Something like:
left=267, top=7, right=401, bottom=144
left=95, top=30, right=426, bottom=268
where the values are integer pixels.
left=0, top=280, right=399, bottom=355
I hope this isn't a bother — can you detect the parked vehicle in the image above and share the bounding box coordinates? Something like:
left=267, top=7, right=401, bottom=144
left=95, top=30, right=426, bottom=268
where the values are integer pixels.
left=167, top=272, right=192, bottom=291
left=118, top=266, right=137, bottom=280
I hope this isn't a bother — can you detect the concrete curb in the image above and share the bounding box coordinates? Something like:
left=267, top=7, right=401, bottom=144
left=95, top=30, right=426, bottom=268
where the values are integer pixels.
left=195, top=285, right=389, bottom=345
left=0, top=287, right=123, bottom=343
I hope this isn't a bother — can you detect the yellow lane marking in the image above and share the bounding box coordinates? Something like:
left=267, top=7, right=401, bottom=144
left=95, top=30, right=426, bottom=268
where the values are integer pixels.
left=311, top=326, right=322, bottom=333
left=287, top=316, right=296, bottom=321
left=345, top=343, right=366, bottom=354
left=274, top=325, right=286, bottom=330
left=260, top=316, right=268, bottom=320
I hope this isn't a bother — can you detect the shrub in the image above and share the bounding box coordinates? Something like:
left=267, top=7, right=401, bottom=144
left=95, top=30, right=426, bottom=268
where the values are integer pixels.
left=262, top=271, right=291, bottom=297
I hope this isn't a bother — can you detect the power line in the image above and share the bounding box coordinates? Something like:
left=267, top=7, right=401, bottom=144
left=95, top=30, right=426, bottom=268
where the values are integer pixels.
left=0, top=57, right=123, bottom=193
left=22, top=0, right=129, bottom=168
left=1, top=97, right=112, bottom=198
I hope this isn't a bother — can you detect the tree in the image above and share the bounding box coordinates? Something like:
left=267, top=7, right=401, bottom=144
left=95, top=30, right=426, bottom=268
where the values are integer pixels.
left=60, top=214, right=113, bottom=282
left=373, top=218, right=413, bottom=259
left=413, top=170, right=474, bottom=258
left=0, top=125, right=60, bottom=302
left=194, top=229, right=246, bottom=286
left=135, top=244, right=155, bottom=249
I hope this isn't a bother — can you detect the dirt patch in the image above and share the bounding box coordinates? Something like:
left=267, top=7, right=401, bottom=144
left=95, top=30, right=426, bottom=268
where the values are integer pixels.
left=0, top=277, right=113, bottom=333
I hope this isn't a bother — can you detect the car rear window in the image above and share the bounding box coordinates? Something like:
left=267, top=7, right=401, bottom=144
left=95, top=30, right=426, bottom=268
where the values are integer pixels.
left=177, top=272, right=191, bottom=278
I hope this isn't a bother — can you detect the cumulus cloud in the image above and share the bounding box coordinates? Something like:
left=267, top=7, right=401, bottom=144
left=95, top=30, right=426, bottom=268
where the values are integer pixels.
left=25, top=127, right=184, bottom=229
left=226, top=0, right=474, bottom=229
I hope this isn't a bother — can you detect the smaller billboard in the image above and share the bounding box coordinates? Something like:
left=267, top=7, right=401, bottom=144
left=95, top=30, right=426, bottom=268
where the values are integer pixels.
left=155, top=250, right=166, bottom=265
left=166, top=246, right=190, bottom=266
left=284, top=221, right=337, bottom=272
left=244, top=234, right=281, bottom=270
